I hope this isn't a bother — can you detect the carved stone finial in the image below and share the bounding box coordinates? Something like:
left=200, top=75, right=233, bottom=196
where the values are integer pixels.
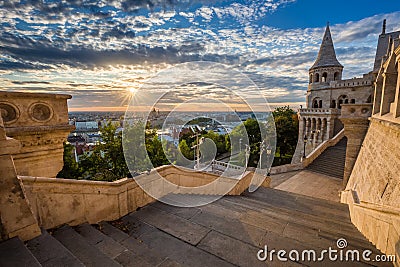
left=382, top=19, right=386, bottom=35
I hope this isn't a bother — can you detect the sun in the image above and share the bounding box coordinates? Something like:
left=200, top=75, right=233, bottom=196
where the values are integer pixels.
left=129, top=88, right=138, bottom=94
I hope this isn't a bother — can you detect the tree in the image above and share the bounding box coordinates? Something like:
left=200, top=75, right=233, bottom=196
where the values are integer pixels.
left=57, top=143, right=82, bottom=178
left=272, top=106, right=299, bottom=164
left=229, top=118, right=266, bottom=167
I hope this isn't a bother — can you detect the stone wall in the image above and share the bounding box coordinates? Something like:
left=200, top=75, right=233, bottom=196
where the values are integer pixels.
left=20, top=165, right=266, bottom=230
left=341, top=118, right=400, bottom=265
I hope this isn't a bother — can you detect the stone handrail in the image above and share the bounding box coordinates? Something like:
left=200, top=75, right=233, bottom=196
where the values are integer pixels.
left=19, top=165, right=267, bottom=230
left=302, top=129, right=345, bottom=168
left=269, top=163, right=303, bottom=175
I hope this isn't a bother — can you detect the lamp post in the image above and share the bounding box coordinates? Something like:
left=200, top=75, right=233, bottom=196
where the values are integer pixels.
left=239, top=138, right=242, bottom=153
left=244, top=144, right=250, bottom=168
left=303, top=135, right=308, bottom=158
left=191, top=133, right=204, bottom=170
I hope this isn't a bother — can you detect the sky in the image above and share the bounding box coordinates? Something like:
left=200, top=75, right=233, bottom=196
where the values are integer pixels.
left=0, top=0, right=399, bottom=111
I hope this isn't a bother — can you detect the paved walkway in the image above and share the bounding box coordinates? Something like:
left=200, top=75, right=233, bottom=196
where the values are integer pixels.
left=272, top=170, right=343, bottom=202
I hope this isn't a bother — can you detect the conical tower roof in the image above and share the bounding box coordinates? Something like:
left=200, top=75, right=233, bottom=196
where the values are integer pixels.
left=311, top=23, right=343, bottom=69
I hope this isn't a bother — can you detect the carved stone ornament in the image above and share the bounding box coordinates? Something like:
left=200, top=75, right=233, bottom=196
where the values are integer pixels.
left=30, top=103, right=53, bottom=122
left=0, top=102, right=19, bottom=124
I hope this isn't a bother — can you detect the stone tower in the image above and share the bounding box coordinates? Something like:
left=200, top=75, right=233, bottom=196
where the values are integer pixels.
left=308, top=23, right=344, bottom=108
left=291, top=22, right=374, bottom=165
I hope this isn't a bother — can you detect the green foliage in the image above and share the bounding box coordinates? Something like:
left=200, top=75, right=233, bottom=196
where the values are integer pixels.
left=56, top=143, right=81, bottom=179
left=272, top=106, right=299, bottom=165
left=58, top=121, right=169, bottom=181
left=229, top=118, right=266, bottom=167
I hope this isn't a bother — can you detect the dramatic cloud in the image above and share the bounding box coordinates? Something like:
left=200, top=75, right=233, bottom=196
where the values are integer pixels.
left=0, top=0, right=399, bottom=110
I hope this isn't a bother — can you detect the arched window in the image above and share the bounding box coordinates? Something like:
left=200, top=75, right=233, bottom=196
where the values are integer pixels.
left=331, top=100, right=336, bottom=108
left=312, top=97, right=322, bottom=108
left=350, top=99, right=355, bottom=104
left=314, top=73, right=320, bottom=83
left=309, top=74, right=313, bottom=83
left=322, top=72, right=327, bottom=83
left=338, top=95, right=349, bottom=109
left=334, top=72, right=339, bottom=81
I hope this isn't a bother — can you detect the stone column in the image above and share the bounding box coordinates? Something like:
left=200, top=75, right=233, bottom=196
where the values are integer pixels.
left=394, top=53, right=400, bottom=118
left=321, top=119, right=326, bottom=142
left=305, top=118, right=311, bottom=138
left=340, top=104, right=372, bottom=188
left=316, top=119, right=321, bottom=144
left=0, top=113, right=41, bottom=241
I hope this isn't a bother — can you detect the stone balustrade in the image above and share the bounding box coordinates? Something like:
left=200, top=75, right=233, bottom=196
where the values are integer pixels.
left=299, top=108, right=341, bottom=115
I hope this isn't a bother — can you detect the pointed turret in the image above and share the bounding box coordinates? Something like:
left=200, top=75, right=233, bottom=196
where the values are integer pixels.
left=311, top=23, right=343, bottom=69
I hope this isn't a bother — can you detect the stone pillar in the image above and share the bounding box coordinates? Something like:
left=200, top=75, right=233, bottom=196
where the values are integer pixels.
left=321, top=119, right=326, bottom=142
left=0, top=92, right=75, bottom=177
left=305, top=118, right=310, bottom=137
left=316, top=119, right=321, bottom=144
left=0, top=114, right=41, bottom=241
left=380, top=71, right=398, bottom=115
left=394, top=53, right=400, bottom=118
left=340, top=104, right=372, bottom=188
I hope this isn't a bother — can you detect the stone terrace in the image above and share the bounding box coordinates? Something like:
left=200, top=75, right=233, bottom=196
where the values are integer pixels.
left=0, top=187, right=392, bottom=267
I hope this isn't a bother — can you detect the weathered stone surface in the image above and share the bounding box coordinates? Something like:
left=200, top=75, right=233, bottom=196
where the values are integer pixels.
left=0, top=91, right=74, bottom=177
left=27, top=229, right=84, bottom=267
left=0, top=112, right=41, bottom=241
left=52, top=225, right=121, bottom=267
left=0, top=237, right=41, bottom=267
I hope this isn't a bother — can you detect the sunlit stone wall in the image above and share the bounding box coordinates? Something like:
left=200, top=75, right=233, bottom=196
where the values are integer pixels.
left=0, top=91, right=74, bottom=177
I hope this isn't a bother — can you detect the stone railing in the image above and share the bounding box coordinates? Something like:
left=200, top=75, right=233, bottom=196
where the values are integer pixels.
left=302, top=129, right=345, bottom=168
left=269, top=163, right=304, bottom=175
left=341, top=190, right=400, bottom=266
left=299, top=108, right=341, bottom=115
left=20, top=165, right=267, bottom=230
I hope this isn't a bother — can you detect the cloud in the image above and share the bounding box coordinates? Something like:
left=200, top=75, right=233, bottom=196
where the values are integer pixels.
left=1, top=1, right=400, bottom=109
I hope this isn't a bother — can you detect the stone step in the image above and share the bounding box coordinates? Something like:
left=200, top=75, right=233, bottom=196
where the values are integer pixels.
left=52, top=225, right=121, bottom=267
left=102, top=218, right=233, bottom=267
left=242, top=187, right=350, bottom=217
left=26, top=229, right=84, bottom=267
left=306, top=138, right=346, bottom=179
left=149, top=200, right=375, bottom=267
left=219, top=196, right=378, bottom=252
left=75, top=224, right=128, bottom=260
left=0, top=237, right=41, bottom=267
left=98, top=221, right=173, bottom=266
left=128, top=205, right=210, bottom=245
left=306, top=168, right=344, bottom=178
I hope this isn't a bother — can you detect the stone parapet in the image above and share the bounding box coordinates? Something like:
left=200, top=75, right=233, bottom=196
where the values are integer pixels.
left=339, top=104, right=372, bottom=187
left=342, top=117, right=400, bottom=264
left=0, top=115, right=41, bottom=241
left=20, top=165, right=266, bottom=230
left=0, top=91, right=74, bottom=177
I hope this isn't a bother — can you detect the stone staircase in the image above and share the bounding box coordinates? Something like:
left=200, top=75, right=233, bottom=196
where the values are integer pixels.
left=306, top=137, right=347, bottom=179
left=0, top=187, right=392, bottom=267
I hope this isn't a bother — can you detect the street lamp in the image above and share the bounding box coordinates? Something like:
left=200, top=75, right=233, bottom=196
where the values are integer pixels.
left=244, top=144, right=250, bottom=168
left=239, top=138, right=242, bottom=153
left=303, top=135, right=308, bottom=158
